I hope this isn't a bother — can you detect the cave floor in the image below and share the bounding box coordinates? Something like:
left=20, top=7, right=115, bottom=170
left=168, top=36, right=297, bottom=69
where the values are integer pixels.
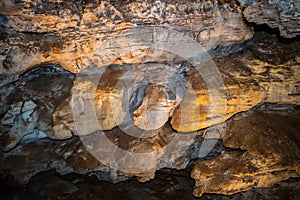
left=1, top=169, right=299, bottom=200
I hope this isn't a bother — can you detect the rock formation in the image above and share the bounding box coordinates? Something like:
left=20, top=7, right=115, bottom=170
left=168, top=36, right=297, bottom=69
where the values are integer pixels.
left=0, top=0, right=299, bottom=198
left=243, top=0, right=300, bottom=38
left=0, top=0, right=253, bottom=75
left=192, top=109, right=300, bottom=196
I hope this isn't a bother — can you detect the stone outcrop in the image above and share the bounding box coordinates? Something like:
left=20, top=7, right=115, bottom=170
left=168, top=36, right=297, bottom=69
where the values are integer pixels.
left=0, top=0, right=253, bottom=75
left=52, top=32, right=300, bottom=135
left=3, top=0, right=298, bottom=78
left=0, top=32, right=299, bottom=192
left=0, top=122, right=215, bottom=185
left=0, top=65, right=74, bottom=151
left=171, top=32, right=300, bottom=131
left=243, top=0, right=300, bottom=38
left=0, top=0, right=300, bottom=198
left=191, top=109, right=300, bottom=196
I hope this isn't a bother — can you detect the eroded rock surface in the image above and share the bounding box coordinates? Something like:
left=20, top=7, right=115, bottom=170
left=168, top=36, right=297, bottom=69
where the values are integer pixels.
left=192, top=109, right=300, bottom=196
left=243, top=0, right=300, bottom=38
left=172, top=32, right=300, bottom=131
left=1, top=31, right=299, bottom=190
left=0, top=122, right=219, bottom=185
left=53, top=32, right=300, bottom=134
left=0, top=0, right=299, bottom=197
left=0, top=0, right=253, bottom=75
left=0, top=65, right=74, bottom=151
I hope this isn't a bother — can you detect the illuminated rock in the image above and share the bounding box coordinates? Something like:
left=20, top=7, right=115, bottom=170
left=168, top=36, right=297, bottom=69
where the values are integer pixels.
left=171, top=32, right=300, bottom=132
left=192, top=109, right=300, bottom=196
left=0, top=0, right=252, bottom=75
left=0, top=0, right=299, bottom=197
left=51, top=33, right=300, bottom=136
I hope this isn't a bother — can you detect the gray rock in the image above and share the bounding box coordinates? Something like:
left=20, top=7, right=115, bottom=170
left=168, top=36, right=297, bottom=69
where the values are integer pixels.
left=244, top=0, right=300, bottom=38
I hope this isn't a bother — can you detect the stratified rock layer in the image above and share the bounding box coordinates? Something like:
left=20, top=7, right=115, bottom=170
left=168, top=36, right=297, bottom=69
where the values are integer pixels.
left=0, top=0, right=299, bottom=197
left=243, top=0, right=300, bottom=38
left=0, top=0, right=252, bottom=75
left=171, top=31, right=300, bottom=131
left=191, top=109, right=300, bottom=196
left=52, top=32, right=300, bottom=135
left=0, top=122, right=212, bottom=185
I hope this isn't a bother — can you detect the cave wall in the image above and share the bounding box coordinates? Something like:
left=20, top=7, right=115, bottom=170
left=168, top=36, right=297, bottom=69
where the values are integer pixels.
left=0, top=0, right=300, bottom=198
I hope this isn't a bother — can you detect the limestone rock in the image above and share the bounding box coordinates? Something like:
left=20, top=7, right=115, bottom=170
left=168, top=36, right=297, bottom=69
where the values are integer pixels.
left=133, top=63, right=186, bottom=130
left=171, top=32, right=300, bottom=132
left=0, top=0, right=253, bottom=75
left=70, top=64, right=147, bottom=133
left=243, top=0, right=300, bottom=38
left=0, top=100, right=41, bottom=151
left=191, top=109, right=300, bottom=196
left=53, top=32, right=300, bottom=135
left=0, top=136, right=126, bottom=185
left=0, top=65, right=74, bottom=151
left=0, top=122, right=216, bottom=185
left=52, top=98, right=74, bottom=140
left=170, top=64, right=265, bottom=132
left=0, top=1, right=299, bottom=195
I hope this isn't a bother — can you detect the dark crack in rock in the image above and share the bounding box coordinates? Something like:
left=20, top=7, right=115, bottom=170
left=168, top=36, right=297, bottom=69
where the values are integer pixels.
left=0, top=64, right=74, bottom=151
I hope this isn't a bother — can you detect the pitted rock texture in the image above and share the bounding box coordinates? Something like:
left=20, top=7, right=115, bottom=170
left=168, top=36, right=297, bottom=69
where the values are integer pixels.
left=0, top=0, right=254, bottom=75
left=191, top=109, right=300, bottom=197
left=0, top=0, right=299, bottom=197
left=243, top=0, right=300, bottom=38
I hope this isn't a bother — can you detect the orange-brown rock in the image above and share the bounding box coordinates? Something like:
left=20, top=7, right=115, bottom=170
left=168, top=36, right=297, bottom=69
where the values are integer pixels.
left=171, top=33, right=300, bottom=132
left=0, top=0, right=252, bottom=75
left=53, top=32, right=300, bottom=135
left=0, top=1, right=299, bottom=195
left=191, top=109, right=300, bottom=196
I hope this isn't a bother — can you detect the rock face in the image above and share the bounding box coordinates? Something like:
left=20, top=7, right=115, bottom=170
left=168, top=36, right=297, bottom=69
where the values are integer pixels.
left=171, top=32, right=300, bottom=132
left=0, top=122, right=211, bottom=185
left=0, top=0, right=253, bottom=75
left=191, top=109, right=300, bottom=196
left=0, top=0, right=300, bottom=198
left=52, top=32, right=300, bottom=135
left=0, top=65, right=74, bottom=151
left=243, top=0, right=300, bottom=38
left=1, top=32, right=299, bottom=194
